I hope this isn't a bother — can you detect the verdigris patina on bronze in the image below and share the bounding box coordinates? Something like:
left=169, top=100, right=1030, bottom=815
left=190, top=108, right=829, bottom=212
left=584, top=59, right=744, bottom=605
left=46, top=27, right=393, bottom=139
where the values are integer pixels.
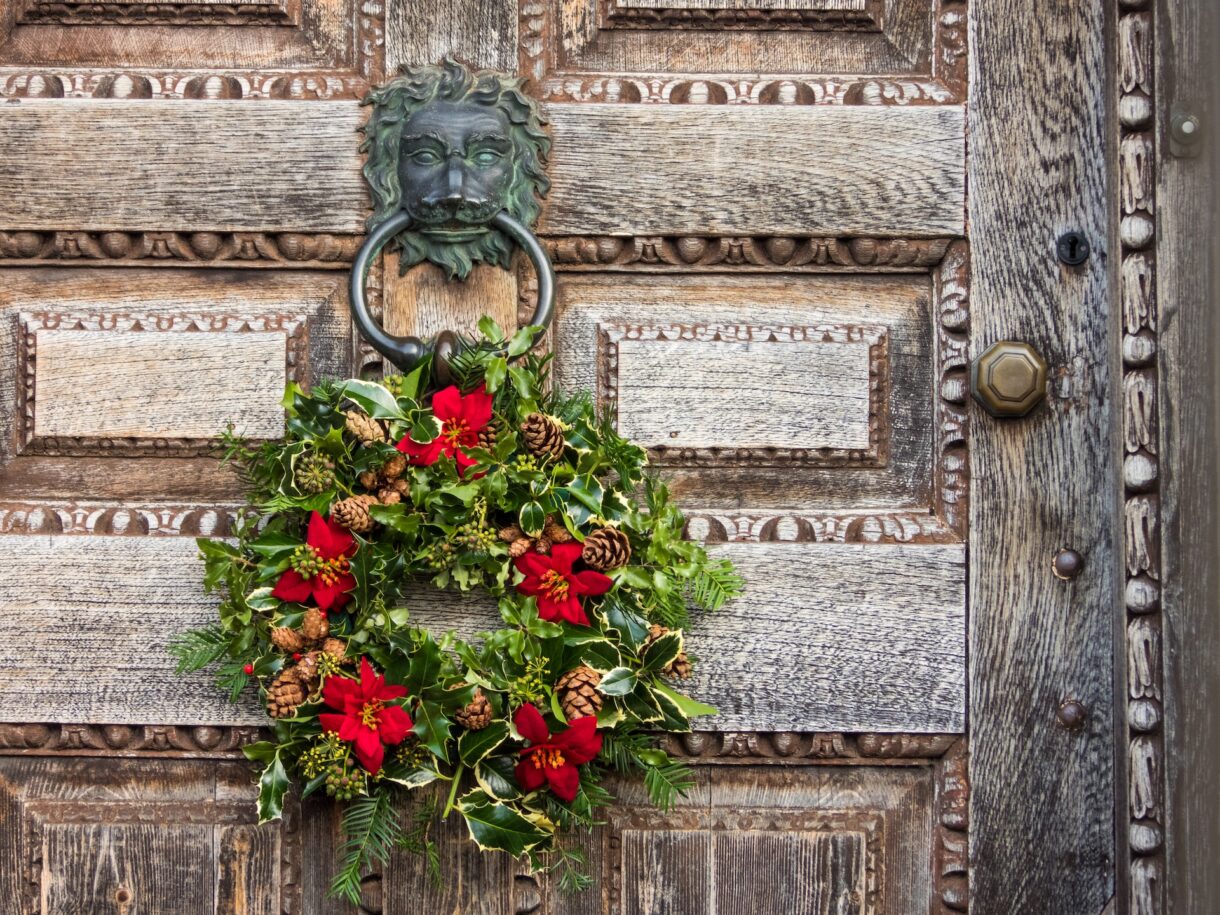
left=349, top=60, right=555, bottom=377
left=360, top=58, right=550, bottom=280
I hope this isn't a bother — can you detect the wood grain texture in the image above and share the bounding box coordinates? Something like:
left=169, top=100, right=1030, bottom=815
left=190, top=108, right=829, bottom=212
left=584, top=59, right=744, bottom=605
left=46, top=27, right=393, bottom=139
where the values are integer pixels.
left=554, top=273, right=934, bottom=511
left=613, top=336, right=873, bottom=451
left=0, top=100, right=368, bottom=232
left=968, top=0, right=1117, bottom=910
left=33, top=328, right=289, bottom=440
left=540, top=104, right=964, bottom=236
left=1155, top=0, right=1220, bottom=911
left=408, top=542, right=965, bottom=733
left=385, top=0, right=517, bottom=72
left=382, top=255, right=519, bottom=344
left=0, top=536, right=263, bottom=724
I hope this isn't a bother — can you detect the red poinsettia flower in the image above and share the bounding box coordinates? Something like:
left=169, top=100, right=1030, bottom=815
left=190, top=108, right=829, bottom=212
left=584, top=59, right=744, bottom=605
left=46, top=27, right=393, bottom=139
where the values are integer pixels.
left=395, top=384, right=493, bottom=477
left=318, top=657, right=413, bottom=774
left=514, top=542, right=612, bottom=626
left=513, top=704, right=602, bottom=802
left=271, top=511, right=357, bottom=612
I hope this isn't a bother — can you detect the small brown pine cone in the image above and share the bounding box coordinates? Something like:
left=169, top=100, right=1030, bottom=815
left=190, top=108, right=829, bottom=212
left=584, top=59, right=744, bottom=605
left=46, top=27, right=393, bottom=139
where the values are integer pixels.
left=643, top=624, right=692, bottom=679
left=358, top=470, right=381, bottom=490
left=377, top=488, right=401, bottom=505
left=267, top=669, right=306, bottom=719
left=321, top=638, right=347, bottom=661
left=520, top=413, right=566, bottom=461
left=381, top=453, right=408, bottom=480
left=294, top=651, right=322, bottom=690
left=270, top=627, right=306, bottom=653
left=301, top=608, right=330, bottom=642
left=344, top=409, right=387, bottom=444
left=535, top=533, right=553, bottom=555
left=476, top=418, right=500, bottom=451
left=543, top=516, right=574, bottom=545
left=454, top=689, right=493, bottom=730
left=556, top=665, right=603, bottom=721
left=508, top=537, right=532, bottom=558
left=582, top=527, right=632, bottom=572
left=332, top=494, right=378, bottom=533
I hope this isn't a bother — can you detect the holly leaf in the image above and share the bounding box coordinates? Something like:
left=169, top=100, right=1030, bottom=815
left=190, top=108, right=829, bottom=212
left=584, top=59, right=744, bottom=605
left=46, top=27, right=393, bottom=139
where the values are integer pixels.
left=246, top=531, right=299, bottom=559
left=368, top=503, right=421, bottom=536
left=565, top=474, right=604, bottom=514
left=640, top=630, right=683, bottom=675
left=383, top=765, right=441, bottom=790
left=653, top=681, right=718, bottom=718
left=519, top=501, right=545, bottom=537
left=411, top=699, right=452, bottom=761
left=256, top=752, right=289, bottom=824
left=242, top=740, right=278, bottom=764
left=601, top=595, right=650, bottom=649
left=337, top=379, right=405, bottom=420
left=476, top=755, right=522, bottom=802
left=459, top=721, right=509, bottom=767
left=597, top=667, right=637, bottom=697
left=405, top=635, right=443, bottom=696
left=458, top=790, right=552, bottom=855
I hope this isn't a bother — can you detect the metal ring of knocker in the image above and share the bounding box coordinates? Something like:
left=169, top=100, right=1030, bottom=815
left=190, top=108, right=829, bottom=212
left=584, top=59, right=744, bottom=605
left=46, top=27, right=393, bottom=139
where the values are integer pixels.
left=348, top=209, right=555, bottom=384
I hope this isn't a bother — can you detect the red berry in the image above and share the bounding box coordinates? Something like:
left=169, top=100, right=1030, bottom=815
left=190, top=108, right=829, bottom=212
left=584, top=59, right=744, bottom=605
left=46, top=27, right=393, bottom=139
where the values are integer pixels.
left=293, top=652, right=302, bottom=661
left=242, top=663, right=254, bottom=675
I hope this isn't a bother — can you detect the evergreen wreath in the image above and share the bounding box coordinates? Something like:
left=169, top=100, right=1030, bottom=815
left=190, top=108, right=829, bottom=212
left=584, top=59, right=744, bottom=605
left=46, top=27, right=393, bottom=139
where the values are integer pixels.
left=173, top=320, right=743, bottom=902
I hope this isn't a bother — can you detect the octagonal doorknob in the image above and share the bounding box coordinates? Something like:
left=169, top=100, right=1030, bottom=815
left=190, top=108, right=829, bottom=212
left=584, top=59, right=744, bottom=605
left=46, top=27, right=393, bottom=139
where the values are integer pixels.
left=971, top=341, right=1048, bottom=417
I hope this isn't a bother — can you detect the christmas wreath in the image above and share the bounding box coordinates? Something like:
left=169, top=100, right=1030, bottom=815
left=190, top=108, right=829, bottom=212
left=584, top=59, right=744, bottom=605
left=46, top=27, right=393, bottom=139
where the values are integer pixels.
left=172, top=321, right=742, bottom=902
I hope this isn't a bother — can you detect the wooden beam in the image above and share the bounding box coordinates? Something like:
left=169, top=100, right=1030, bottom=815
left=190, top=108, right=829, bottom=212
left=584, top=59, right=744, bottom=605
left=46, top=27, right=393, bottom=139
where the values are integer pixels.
left=968, top=0, right=1118, bottom=910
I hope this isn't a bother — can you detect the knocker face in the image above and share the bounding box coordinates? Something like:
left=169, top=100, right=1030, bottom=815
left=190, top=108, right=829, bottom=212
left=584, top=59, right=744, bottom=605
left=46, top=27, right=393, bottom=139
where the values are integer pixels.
left=362, top=59, right=550, bottom=280
left=398, top=102, right=515, bottom=239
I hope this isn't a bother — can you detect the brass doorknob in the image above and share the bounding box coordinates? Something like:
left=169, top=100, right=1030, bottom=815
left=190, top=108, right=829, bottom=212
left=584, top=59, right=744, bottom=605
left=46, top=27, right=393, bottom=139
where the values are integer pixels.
left=971, top=341, right=1048, bottom=417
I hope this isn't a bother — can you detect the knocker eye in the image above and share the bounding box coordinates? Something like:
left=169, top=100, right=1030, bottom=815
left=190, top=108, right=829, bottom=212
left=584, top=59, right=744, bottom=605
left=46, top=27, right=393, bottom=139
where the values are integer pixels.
left=471, top=149, right=504, bottom=167
left=408, top=149, right=442, bottom=166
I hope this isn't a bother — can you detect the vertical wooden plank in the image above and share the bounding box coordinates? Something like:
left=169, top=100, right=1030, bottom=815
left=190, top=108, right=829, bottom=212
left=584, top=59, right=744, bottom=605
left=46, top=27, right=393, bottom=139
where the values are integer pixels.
left=1156, top=0, right=1220, bottom=910
left=968, top=0, right=1118, bottom=912
left=384, top=0, right=518, bottom=72
left=382, top=254, right=519, bottom=343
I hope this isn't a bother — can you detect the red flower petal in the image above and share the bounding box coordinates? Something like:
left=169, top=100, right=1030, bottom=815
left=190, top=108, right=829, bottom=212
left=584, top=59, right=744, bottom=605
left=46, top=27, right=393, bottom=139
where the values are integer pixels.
left=548, top=542, right=582, bottom=575
left=458, top=385, right=493, bottom=431
left=308, top=512, right=355, bottom=559
left=397, top=434, right=445, bottom=467
left=318, top=713, right=348, bottom=735
left=544, top=761, right=580, bottom=802
left=514, top=758, right=547, bottom=793
left=376, top=682, right=408, bottom=702
left=431, top=385, right=463, bottom=422
left=570, top=569, right=613, bottom=597
left=555, top=716, right=602, bottom=764
left=322, top=674, right=358, bottom=710
left=337, top=716, right=361, bottom=742
left=562, top=598, right=591, bottom=627
left=353, top=727, right=385, bottom=773
left=534, top=596, right=565, bottom=623
left=516, top=551, right=553, bottom=579
left=377, top=705, right=413, bottom=744
left=312, top=574, right=353, bottom=612
left=272, top=569, right=313, bottom=604
left=513, top=704, right=551, bottom=744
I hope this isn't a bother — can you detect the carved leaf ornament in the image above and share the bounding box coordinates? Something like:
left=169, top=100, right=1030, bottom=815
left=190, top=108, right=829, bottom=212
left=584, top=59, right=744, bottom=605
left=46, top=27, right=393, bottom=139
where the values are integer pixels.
left=174, top=325, right=743, bottom=901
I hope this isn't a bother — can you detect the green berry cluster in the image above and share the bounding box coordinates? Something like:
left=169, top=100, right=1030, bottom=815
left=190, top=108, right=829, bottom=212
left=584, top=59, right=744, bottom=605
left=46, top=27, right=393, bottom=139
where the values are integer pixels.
left=381, top=374, right=407, bottom=398
left=513, top=454, right=540, bottom=473
left=508, top=657, right=549, bottom=707
left=422, top=541, right=456, bottom=571
left=289, top=544, right=324, bottom=577
left=295, top=452, right=336, bottom=495
left=455, top=520, right=496, bottom=551
left=394, top=740, right=431, bottom=769
left=300, top=735, right=347, bottom=778
left=325, top=762, right=366, bottom=801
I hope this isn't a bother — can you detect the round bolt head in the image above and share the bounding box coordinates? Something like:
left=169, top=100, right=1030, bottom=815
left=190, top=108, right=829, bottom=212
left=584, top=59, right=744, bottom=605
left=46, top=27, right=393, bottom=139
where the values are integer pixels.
left=1057, top=699, right=1088, bottom=730
left=971, top=341, right=1048, bottom=417
left=1052, top=548, right=1084, bottom=580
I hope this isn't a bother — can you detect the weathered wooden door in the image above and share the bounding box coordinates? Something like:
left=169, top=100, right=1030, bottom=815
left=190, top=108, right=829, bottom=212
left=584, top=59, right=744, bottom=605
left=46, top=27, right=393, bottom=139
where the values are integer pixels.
left=4, top=0, right=1198, bottom=909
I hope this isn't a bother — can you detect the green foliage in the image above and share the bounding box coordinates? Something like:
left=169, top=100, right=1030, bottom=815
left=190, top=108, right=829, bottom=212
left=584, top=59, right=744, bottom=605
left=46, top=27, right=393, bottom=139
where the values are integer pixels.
left=176, top=317, right=742, bottom=897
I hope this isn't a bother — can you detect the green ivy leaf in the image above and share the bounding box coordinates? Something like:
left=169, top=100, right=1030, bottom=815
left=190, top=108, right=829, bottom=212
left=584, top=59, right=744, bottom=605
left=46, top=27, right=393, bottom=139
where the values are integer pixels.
left=484, top=356, right=508, bottom=393
left=458, top=791, right=551, bottom=855
left=256, top=752, right=289, bottom=824
left=368, top=503, right=421, bottom=536
left=458, top=720, right=509, bottom=767
left=507, top=325, right=542, bottom=358
left=478, top=316, right=505, bottom=342
left=597, top=667, right=637, bottom=697
left=337, top=379, right=405, bottom=420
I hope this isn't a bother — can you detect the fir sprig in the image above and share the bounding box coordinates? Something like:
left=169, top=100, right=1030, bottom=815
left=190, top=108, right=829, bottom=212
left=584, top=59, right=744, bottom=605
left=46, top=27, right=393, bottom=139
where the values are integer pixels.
left=330, top=789, right=403, bottom=904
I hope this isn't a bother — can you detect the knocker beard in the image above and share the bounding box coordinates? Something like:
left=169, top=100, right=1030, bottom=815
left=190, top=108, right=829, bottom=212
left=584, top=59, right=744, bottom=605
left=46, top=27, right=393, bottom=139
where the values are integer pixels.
left=392, top=224, right=515, bottom=281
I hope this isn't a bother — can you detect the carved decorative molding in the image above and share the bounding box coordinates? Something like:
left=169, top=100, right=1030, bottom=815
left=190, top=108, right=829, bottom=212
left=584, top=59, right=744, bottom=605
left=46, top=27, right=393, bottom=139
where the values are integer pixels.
left=0, top=69, right=373, bottom=99
left=544, top=234, right=952, bottom=270
left=597, top=322, right=889, bottom=468
left=0, top=230, right=362, bottom=267
left=662, top=731, right=958, bottom=761
left=935, top=740, right=969, bottom=912
left=0, top=502, right=240, bottom=536
left=935, top=241, right=970, bottom=537
left=601, top=0, right=882, bottom=31
left=16, top=311, right=308, bottom=457
left=527, top=0, right=967, bottom=105
left=16, top=0, right=294, bottom=25
left=1118, top=1, right=1164, bottom=912
left=0, top=723, right=263, bottom=755
left=682, top=511, right=959, bottom=545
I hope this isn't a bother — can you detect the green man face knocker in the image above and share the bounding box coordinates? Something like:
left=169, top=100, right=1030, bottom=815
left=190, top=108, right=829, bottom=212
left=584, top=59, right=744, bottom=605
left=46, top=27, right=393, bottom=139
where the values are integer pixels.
left=350, top=59, right=556, bottom=381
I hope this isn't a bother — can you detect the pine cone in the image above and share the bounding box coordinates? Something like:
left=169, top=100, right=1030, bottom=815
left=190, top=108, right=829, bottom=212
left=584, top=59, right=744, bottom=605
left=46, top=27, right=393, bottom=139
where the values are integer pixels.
left=267, top=669, right=307, bottom=719
left=294, top=651, right=322, bottom=690
left=321, top=638, right=347, bottom=661
left=556, top=665, right=603, bottom=720
left=332, top=494, right=378, bottom=533
left=270, top=627, right=306, bottom=653
left=382, top=453, right=407, bottom=480
left=454, top=689, right=493, bottom=730
left=520, top=413, right=566, bottom=461
left=301, top=608, right=330, bottom=642
left=477, top=418, right=500, bottom=451
left=643, top=624, right=692, bottom=679
left=497, top=516, right=573, bottom=557
left=582, top=527, right=632, bottom=572
left=358, top=469, right=380, bottom=490
left=378, top=488, right=401, bottom=505
left=344, top=409, right=387, bottom=444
